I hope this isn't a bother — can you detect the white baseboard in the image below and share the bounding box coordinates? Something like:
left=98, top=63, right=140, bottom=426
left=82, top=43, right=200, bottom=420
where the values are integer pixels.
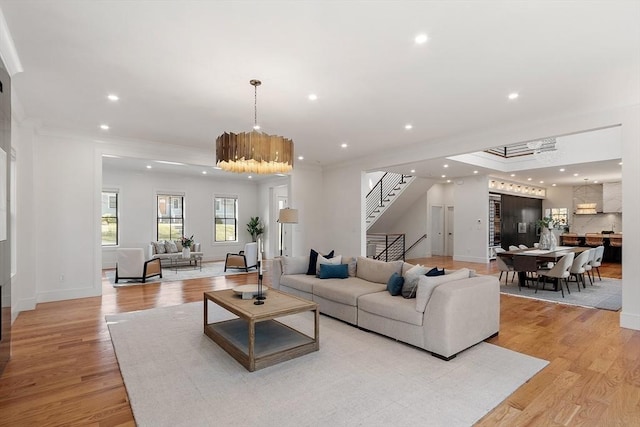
left=620, top=311, right=640, bottom=331
left=37, top=287, right=101, bottom=303
left=453, top=255, right=488, bottom=264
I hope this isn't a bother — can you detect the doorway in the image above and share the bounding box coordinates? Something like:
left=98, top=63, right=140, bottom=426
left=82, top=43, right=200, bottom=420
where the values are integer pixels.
left=430, top=205, right=444, bottom=256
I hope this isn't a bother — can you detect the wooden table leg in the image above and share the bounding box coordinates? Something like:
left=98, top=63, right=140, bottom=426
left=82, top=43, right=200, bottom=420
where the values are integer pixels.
left=248, top=319, right=255, bottom=372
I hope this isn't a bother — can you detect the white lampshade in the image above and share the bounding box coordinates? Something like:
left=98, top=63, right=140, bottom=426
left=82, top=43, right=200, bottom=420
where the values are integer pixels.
left=278, top=208, right=299, bottom=224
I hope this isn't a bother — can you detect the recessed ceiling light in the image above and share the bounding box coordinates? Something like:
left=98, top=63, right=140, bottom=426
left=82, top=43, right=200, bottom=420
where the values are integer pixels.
left=441, top=174, right=446, bottom=178
left=404, top=124, right=413, bottom=130
left=446, top=180, right=451, bottom=183
left=559, top=168, right=565, bottom=172
left=508, top=93, right=519, bottom=100
left=308, top=94, right=318, bottom=101
left=510, top=173, right=516, bottom=177
left=107, top=94, right=119, bottom=101
left=539, top=180, right=544, bottom=184
left=443, top=164, right=449, bottom=168
left=146, top=165, right=152, bottom=169
left=573, top=173, right=579, bottom=177
left=552, top=183, right=557, bottom=187
left=99, top=124, right=109, bottom=130
left=594, top=180, right=598, bottom=183
left=619, top=161, right=623, bottom=165
left=298, top=156, right=304, bottom=160
left=414, top=33, right=428, bottom=44
left=527, top=177, right=532, bottom=181
left=202, top=171, right=207, bottom=175
left=473, top=170, right=478, bottom=174
left=248, top=175, right=253, bottom=179
left=253, top=125, right=261, bottom=130
left=341, top=143, right=348, bottom=148
left=410, top=169, right=416, bottom=173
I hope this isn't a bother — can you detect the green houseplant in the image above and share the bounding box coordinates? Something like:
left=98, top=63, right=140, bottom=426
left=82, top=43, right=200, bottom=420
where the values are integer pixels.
left=247, top=217, right=265, bottom=242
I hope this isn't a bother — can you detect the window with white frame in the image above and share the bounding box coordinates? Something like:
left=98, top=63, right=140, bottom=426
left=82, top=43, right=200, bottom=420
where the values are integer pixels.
left=101, top=191, right=119, bottom=246
left=157, top=194, right=184, bottom=241
left=214, top=196, right=237, bottom=242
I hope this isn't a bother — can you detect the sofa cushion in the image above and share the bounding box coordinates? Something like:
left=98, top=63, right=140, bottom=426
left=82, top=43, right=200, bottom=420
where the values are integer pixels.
left=281, top=256, right=309, bottom=275
left=358, top=291, right=424, bottom=326
left=426, top=267, right=445, bottom=276
left=386, top=272, right=404, bottom=296
left=356, top=257, right=403, bottom=284
left=280, top=274, right=318, bottom=294
left=152, top=241, right=166, bottom=254
left=318, top=263, right=349, bottom=279
left=165, top=240, right=179, bottom=253
left=316, top=254, right=342, bottom=274
left=402, top=264, right=429, bottom=298
left=342, top=256, right=357, bottom=277
left=307, top=249, right=334, bottom=275
left=313, top=277, right=385, bottom=306
left=415, top=268, right=471, bottom=313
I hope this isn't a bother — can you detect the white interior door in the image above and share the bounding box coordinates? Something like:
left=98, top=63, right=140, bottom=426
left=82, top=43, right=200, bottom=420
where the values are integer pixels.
left=446, top=205, right=454, bottom=256
left=431, top=205, right=444, bottom=256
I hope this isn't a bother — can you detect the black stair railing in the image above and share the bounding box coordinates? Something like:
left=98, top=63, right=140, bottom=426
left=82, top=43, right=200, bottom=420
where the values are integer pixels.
left=365, top=173, right=410, bottom=221
left=366, top=233, right=406, bottom=262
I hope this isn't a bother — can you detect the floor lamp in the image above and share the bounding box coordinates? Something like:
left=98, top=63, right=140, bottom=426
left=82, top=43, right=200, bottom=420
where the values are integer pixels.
left=277, top=208, right=299, bottom=256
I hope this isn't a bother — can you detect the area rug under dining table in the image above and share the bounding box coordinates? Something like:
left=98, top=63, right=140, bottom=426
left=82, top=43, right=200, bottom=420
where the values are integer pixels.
left=106, top=301, right=548, bottom=426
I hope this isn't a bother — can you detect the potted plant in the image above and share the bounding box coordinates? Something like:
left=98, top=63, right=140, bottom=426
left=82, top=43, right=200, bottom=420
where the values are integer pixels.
left=247, top=217, right=265, bottom=242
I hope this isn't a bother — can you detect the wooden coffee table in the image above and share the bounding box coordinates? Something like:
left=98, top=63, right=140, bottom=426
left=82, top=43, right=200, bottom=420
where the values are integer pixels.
left=203, top=288, right=319, bottom=372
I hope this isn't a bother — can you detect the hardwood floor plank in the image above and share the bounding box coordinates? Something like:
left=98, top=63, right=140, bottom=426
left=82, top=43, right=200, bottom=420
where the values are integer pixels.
left=0, top=260, right=636, bottom=426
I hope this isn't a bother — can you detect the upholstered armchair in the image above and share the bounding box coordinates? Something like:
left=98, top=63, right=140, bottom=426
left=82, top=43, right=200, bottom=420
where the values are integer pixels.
left=115, top=248, right=163, bottom=283
left=224, top=242, right=258, bottom=272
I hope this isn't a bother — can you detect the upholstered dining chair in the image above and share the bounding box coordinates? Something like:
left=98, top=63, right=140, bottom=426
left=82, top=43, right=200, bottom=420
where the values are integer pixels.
left=584, top=248, right=596, bottom=286
left=608, top=233, right=622, bottom=247
left=115, top=248, right=162, bottom=283
left=494, top=248, right=515, bottom=284
left=224, top=242, right=258, bottom=272
left=569, top=249, right=591, bottom=291
left=589, top=245, right=605, bottom=281
left=508, top=245, right=520, bottom=251
left=537, top=252, right=575, bottom=298
left=518, top=244, right=529, bottom=249
left=513, top=255, right=539, bottom=290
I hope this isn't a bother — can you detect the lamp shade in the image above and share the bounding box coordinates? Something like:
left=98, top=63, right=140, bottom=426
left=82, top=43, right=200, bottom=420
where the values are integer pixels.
left=278, top=208, right=299, bottom=224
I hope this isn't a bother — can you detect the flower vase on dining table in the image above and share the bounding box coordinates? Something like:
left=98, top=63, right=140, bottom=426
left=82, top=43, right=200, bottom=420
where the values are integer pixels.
left=539, top=227, right=551, bottom=250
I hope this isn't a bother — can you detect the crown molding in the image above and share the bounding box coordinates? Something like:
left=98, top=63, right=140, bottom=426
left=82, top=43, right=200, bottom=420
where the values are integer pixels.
left=0, top=8, right=23, bottom=76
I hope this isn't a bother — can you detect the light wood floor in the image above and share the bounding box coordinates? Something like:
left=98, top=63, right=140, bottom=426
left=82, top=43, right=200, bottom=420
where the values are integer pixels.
left=0, top=259, right=635, bottom=426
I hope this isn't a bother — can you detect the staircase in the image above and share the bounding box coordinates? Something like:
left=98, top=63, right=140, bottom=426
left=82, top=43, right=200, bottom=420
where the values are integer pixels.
left=365, top=173, right=415, bottom=229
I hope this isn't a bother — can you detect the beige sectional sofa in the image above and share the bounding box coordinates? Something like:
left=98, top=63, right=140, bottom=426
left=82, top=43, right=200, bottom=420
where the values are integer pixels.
left=271, top=255, right=499, bottom=360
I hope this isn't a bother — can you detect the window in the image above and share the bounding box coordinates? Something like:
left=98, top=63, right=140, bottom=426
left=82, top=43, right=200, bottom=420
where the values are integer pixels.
left=101, top=191, right=119, bottom=246
left=545, top=207, right=569, bottom=229
left=214, top=196, right=237, bottom=241
left=157, top=194, right=184, bottom=241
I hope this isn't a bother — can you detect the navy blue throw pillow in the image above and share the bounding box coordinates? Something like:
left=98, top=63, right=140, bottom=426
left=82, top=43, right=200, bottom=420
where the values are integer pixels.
left=307, top=249, right=334, bottom=275
left=386, top=272, right=405, bottom=296
left=425, top=267, right=445, bottom=277
left=318, top=263, right=349, bottom=279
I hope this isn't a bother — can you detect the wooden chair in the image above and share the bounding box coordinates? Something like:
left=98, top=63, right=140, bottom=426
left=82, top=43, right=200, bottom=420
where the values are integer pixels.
left=585, top=233, right=604, bottom=247
left=561, top=233, right=580, bottom=246
left=537, top=252, right=574, bottom=297
left=609, top=233, right=622, bottom=247
left=224, top=242, right=258, bottom=272
left=115, top=248, right=162, bottom=283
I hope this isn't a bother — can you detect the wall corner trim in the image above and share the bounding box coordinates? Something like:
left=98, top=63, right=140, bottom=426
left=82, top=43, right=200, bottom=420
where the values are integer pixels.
left=0, top=8, right=24, bottom=76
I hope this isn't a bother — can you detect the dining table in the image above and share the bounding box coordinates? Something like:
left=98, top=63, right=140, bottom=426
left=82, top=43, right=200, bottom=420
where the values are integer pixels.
left=497, top=246, right=591, bottom=290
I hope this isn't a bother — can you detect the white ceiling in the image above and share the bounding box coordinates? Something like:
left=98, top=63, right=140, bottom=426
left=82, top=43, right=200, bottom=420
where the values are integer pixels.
left=2, top=1, right=638, bottom=184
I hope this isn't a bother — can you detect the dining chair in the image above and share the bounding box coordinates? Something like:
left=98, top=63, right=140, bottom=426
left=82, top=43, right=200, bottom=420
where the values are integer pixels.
left=590, top=245, right=605, bottom=281
left=609, top=233, right=622, bottom=247
left=584, top=248, right=596, bottom=285
left=508, top=245, right=519, bottom=251
left=561, top=233, right=580, bottom=246
left=536, top=252, right=574, bottom=298
left=494, top=248, right=515, bottom=284
left=518, top=244, right=528, bottom=249
left=569, top=249, right=591, bottom=291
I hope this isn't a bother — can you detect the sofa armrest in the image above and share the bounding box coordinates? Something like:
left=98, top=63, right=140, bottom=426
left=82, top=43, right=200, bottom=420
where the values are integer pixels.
left=270, top=257, right=283, bottom=289
left=148, top=244, right=156, bottom=259
left=423, top=276, right=499, bottom=359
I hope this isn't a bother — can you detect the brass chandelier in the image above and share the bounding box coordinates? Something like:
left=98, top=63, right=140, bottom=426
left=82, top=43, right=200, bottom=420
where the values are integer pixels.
left=216, top=79, right=294, bottom=174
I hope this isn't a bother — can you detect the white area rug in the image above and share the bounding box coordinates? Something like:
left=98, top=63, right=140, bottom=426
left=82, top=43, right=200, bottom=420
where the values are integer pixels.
left=107, top=302, right=548, bottom=427
left=107, top=261, right=249, bottom=287
left=499, top=276, right=622, bottom=311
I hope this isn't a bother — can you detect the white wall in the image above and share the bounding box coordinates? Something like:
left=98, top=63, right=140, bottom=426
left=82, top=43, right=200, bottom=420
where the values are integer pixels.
left=426, top=183, right=454, bottom=257
left=385, top=191, right=428, bottom=259
left=453, top=175, right=489, bottom=263
left=101, top=167, right=260, bottom=268
left=290, top=165, right=325, bottom=256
